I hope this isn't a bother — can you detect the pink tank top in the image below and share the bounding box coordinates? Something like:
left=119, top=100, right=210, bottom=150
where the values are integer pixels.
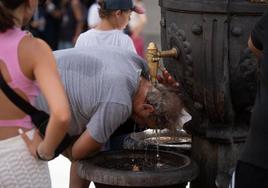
left=0, top=27, right=40, bottom=129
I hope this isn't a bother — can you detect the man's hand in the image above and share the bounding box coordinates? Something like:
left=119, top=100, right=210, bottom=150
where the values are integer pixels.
left=157, top=67, right=179, bottom=88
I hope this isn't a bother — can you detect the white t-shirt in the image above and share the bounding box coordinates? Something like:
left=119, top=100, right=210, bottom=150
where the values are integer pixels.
left=87, top=3, right=101, bottom=28
left=75, top=29, right=137, bottom=53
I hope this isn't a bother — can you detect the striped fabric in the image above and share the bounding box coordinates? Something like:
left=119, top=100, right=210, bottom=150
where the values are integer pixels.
left=0, top=130, right=51, bottom=188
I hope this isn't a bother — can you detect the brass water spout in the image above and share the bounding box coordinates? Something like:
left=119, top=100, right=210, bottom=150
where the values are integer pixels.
left=146, top=42, right=178, bottom=85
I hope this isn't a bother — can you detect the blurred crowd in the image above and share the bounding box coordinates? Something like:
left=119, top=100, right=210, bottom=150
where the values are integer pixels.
left=26, top=0, right=147, bottom=56
left=26, top=0, right=94, bottom=50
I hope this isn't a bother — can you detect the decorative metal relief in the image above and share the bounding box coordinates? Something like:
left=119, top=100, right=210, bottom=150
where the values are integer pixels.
left=167, top=23, right=194, bottom=97
left=231, top=26, right=243, bottom=37
left=192, top=24, right=203, bottom=35
left=160, top=17, right=166, bottom=28
left=230, top=48, right=258, bottom=123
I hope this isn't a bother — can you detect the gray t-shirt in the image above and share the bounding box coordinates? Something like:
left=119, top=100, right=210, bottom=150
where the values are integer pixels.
left=36, top=47, right=148, bottom=143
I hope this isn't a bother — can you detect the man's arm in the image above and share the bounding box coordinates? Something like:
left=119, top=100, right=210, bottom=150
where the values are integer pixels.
left=71, top=130, right=102, bottom=160
left=71, top=102, right=130, bottom=160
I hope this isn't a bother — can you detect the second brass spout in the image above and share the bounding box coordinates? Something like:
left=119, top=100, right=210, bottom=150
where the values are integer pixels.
left=159, top=48, right=178, bottom=58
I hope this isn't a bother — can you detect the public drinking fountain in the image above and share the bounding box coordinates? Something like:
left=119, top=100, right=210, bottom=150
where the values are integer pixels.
left=77, top=150, right=198, bottom=188
left=159, top=0, right=268, bottom=187
left=77, top=1, right=268, bottom=187
left=77, top=41, right=198, bottom=188
left=123, top=109, right=193, bottom=156
left=123, top=128, right=192, bottom=156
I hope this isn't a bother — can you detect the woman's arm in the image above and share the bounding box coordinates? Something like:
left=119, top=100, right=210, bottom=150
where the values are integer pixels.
left=20, top=35, right=71, bottom=159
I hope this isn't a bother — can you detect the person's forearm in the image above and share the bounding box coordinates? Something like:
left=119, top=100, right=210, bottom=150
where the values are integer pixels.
left=40, top=112, right=70, bottom=156
left=248, top=36, right=262, bottom=59
left=71, top=131, right=102, bottom=160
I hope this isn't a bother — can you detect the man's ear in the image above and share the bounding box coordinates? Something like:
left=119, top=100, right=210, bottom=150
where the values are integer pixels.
left=140, top=104, right=154, bottom=117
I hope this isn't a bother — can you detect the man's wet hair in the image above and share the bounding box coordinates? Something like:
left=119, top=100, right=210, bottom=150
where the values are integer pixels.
left=146, top=83, right=183, bottom=130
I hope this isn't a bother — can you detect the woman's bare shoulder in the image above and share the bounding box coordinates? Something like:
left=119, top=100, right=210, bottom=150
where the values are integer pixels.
left=19, top=34, right=54, bottom=66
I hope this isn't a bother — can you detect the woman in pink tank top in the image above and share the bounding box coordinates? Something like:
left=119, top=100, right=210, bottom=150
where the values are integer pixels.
left=0, top=1, right=70, bottom=187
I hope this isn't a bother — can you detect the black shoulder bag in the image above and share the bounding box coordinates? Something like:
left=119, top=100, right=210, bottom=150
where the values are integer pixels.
left=0, top=72, right=71, bottom=158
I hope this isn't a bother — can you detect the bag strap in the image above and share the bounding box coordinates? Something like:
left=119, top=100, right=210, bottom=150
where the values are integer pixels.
left=0, top=72, right=72, bottom=158
left=0, top=71, right=41, bottom=115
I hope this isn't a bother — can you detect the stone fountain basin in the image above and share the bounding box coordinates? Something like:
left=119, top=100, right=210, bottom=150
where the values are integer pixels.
left=123, top=129, right=191, bottom=155
left=77, top=150, right=198, bottom=187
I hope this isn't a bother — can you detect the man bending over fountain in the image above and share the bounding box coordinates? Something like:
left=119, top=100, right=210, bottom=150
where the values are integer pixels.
left=22, top=46, right=183, bottom=188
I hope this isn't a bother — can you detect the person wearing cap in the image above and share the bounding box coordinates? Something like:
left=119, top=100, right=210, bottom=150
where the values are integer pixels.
left=75, top=0, right=146, bottom=152
left=75, top=0, right=145, bottom=53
